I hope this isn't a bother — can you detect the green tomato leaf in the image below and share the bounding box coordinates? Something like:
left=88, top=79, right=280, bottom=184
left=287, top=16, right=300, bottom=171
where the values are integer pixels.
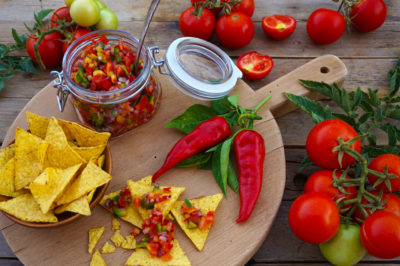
left=285, top=92, right=332, bottom=124
left=165, top=104, right=217, bottom=134
left=36, top=9, right=54, bottom=22
left=211, top=146, right=226, bottom=196
left=16, top=57, right=37, bottom=74
left=0, top=63, right=9, bottom=71
left=298, top=156, right=313, bottom=172
left=0, top=44, right=9, bottom=58
left=0, top=78, right=4, bottom=92
left=388, top=58, right=400, bottom=98
left=227, top=162, right=238, bottom=193
left=177, top=152, right=212, bottom=168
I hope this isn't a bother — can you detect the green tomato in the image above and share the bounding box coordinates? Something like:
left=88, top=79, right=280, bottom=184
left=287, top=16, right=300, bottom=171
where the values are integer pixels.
left=65, top=0, right=74, bottom=7
left=96, top=8, right=119, bottom=30
left=70, top=0, right=100, bottom=27
left=94, top=0, right=107, bottom=9
left=319, top=224, right=366, bottom=266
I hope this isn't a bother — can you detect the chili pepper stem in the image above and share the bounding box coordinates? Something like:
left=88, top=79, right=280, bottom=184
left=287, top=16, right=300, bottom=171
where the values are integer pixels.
left=254, top=95, right=272, bottom=113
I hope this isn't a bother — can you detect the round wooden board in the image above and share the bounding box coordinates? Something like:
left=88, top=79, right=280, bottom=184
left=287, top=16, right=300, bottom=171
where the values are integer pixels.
left=0, top=74, right=285, bottom=266
left=0, top=54, right=347, bottom=266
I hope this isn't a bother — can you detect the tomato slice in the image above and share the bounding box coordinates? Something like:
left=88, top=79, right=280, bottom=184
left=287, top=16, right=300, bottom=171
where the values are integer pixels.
left=262, top=15, right=296, bottom=40
left=236, top=51, right=274, bottom=81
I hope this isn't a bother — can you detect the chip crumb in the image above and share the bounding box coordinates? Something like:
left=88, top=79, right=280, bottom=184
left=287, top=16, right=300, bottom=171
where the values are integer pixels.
left=90, top=250, right=106, bottom=266
left=100, top=241, right=116, bottom=254
left=89, top=227, right=105, bottom=254
left=110, top=229, right=125, bottom=247
left=112, top=217, right=120, bottom=230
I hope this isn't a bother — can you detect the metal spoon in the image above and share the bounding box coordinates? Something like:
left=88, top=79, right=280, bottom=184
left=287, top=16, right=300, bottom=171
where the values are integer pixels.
left=134, top=0, right=161, bottom=75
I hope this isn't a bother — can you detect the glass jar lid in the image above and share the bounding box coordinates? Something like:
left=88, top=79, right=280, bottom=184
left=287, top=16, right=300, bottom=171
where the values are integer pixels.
left=159, top=37, right=242, bottom=100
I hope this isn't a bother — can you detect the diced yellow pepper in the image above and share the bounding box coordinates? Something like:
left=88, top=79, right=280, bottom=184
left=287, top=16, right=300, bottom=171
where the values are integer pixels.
left=93, top=70, right=105, bottom=76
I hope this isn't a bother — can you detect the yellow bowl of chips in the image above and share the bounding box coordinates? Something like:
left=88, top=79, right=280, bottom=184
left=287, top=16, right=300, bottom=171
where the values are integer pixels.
left=0, top=113, right=113, bottom=228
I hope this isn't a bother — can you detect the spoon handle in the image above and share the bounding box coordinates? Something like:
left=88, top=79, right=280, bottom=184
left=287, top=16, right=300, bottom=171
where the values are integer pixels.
left=134, top=0, right=161, bottom=75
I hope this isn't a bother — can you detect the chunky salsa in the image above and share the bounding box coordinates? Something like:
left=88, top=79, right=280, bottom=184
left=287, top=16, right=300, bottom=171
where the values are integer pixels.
left=181, top=199, right=215, bottom=230
left=70, top=35, right=160, bottom=137
left=102, top=187, right=132, bottom=218
left=133, top=187, right=172, bottom=211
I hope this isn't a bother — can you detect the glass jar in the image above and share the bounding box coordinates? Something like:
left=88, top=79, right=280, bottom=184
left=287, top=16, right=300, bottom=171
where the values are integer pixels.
left=52, top=30, right=162, bottom=137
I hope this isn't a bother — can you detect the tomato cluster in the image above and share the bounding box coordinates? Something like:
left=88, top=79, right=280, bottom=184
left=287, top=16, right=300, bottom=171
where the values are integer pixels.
left=289, top=119, right=400, bottom=264
left=26, top=0, right=119, bottom=68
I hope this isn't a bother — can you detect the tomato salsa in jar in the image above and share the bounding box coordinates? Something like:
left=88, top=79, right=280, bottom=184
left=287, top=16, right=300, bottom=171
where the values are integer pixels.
left=53, top=30, right=161, bottom=137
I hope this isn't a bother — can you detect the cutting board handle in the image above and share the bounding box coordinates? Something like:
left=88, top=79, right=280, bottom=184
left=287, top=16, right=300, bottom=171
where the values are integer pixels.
left=253, top=54, right=347, bottom=118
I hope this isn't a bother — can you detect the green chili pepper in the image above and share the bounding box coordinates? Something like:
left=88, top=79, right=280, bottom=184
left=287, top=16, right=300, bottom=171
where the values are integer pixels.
left=167, top=214, right=174, bottom=221
left=153, top=186, right=160, bottom=191
left=121, top=65, right=130, bottom=76
left=146, top=202, right=155, bottom=210
left=141, top=198, right=146, bottom=208
left=156, top=223, right=162, bottom=233
left=184, top=198, right=192, bottom=207
left=113, top=207, right=126, bottom=218
left=75, top=68, right=89, bottom=88
left=136, top=241, right=148, bottom=248
left=114, top=48, right=122, bottom=63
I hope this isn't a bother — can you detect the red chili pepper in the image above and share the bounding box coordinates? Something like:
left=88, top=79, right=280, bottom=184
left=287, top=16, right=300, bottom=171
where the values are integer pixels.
left=234, top=129, right=265, bottom=223
left=153, top=116, right=231, bottom=182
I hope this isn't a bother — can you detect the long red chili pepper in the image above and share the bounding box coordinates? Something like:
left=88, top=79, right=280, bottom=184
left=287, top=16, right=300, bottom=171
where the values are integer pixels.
left=234, top=129, right=265, bottom=223
left=153, top=116, right=231, bottom=182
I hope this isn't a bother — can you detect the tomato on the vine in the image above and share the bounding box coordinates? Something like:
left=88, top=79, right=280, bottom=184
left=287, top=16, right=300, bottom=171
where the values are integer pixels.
left=236, top=51, right=273, bottom=81
left=62, top=28, right=92, bottom=54
left=179, top=7, right=216, bottom=41
left=231, top=0, right=255, bottom=17
left=191, top=0, right=228, bottom=16
left=360, top=211, right=400, bottom=259
left=96, top=8, right=119, bottom=30
left=70, top=0, right=100, bottom=27
left=289, top=192, right=340, bottom=244
left=304, top=169, right=357, bottom=212
left=367, top=154, right=400, bottom=193
left=350, top=0, right=387, bottom=33
left=26, top=31, right=64, bottom=68
left=306, top=119, right=361, bottom=170
left=216, top=12, right=254, bottom=49
left=261, top=15, right=296, bottom=40
left=306, top=8, right=345, bottom=44
left=319, top=224, right=366, bottom=266
left=50, top=6, right=74, bottom=32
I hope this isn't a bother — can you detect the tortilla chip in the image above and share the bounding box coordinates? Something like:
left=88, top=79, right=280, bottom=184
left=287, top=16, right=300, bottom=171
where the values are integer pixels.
left=100, top=177, right=152, bottom=228
left=43, top=117, right=85, bottom=169
left=87, top=189, right=96, bottom=203
left=14, top=128, right=48, bottom=190
left=125, top=239, right=191, bottom=266
left=97, top=155, right=105, bottom=169
left=112, top=217, right=120, bottom=230
left=101, top=241, right=115, bottom=254
left=72, top=145, right=106, bottom=163
left=90, top=250, right=106, bottom=266
left=57, top=161, right=111, bottom=205
left=26, top=112, right=49, bottom=139
left=60, top=120, right=110, bottom=147
left=171, top=193, right=223, bottom=251
left=88, top=227, right=105, bottom=254
left=0, top=144, right=15, bottom=169
left=0, top=158, right=17, bottom=197
left=110, top=229, right=125, bottom=247
left=54, top=194, right=91, bottom=216
left=121, top=235, right=136, bottom=250
left=128, top=181, right=185, bottom=220
left=0, top=194, right=57, bottom=223
left=30, top=164, right=81, bottom=214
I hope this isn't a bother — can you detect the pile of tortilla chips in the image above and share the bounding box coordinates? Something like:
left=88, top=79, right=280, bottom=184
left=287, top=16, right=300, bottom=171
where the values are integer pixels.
left=0, top=112, right=112, bottom=223
left=97, top=175, right=223, bottom=265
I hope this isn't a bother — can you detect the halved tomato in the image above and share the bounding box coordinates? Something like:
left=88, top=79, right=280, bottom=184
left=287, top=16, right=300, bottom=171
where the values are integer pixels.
left=262, top=15, right=297, bottom=40
left=236, top=51, right=273, bottom=80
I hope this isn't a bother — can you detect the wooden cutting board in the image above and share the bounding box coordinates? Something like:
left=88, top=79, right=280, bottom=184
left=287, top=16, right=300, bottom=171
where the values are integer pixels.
left=0, top=55, right=346, bottom=266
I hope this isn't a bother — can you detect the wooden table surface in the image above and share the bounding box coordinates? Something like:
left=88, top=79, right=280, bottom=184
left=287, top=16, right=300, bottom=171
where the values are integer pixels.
left=0, top=0, right=399, bottom=265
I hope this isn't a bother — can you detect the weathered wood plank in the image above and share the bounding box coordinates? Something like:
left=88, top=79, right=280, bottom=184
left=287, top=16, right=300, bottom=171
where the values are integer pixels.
left=0, top=259, right=22, bottom=266
left=0, top=0, right=398, bottom=23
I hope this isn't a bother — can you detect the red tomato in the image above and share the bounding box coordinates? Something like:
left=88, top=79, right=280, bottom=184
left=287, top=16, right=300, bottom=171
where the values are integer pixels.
left=26, top=31, right=63, bottom=68
left=179, top=7, right=216, bottom=41
left=231, top=0, right=255, bottom=17
left=306, top=119, right=361, bottom=170
left=62, top=28, right=92, bottom=54
left=216, top=12, right=254, bottom=49
left=304, top=169, right=357, bottom=212
left=354, top=192, right=400, bottom=223
left=306, top=8, right=345, bottom=44
left=289, top=192, right=340, bottom=244
left=261, top=15, right=296, bottom=40
left=350, top=0, right=387, bottom=32
left=236, top=51, right=273, bottom=80
left=360, top=211, right=400, bottom=259
left=368, top=154, right=400, bottom=193
left=50, top=6, right=76, bottom=33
